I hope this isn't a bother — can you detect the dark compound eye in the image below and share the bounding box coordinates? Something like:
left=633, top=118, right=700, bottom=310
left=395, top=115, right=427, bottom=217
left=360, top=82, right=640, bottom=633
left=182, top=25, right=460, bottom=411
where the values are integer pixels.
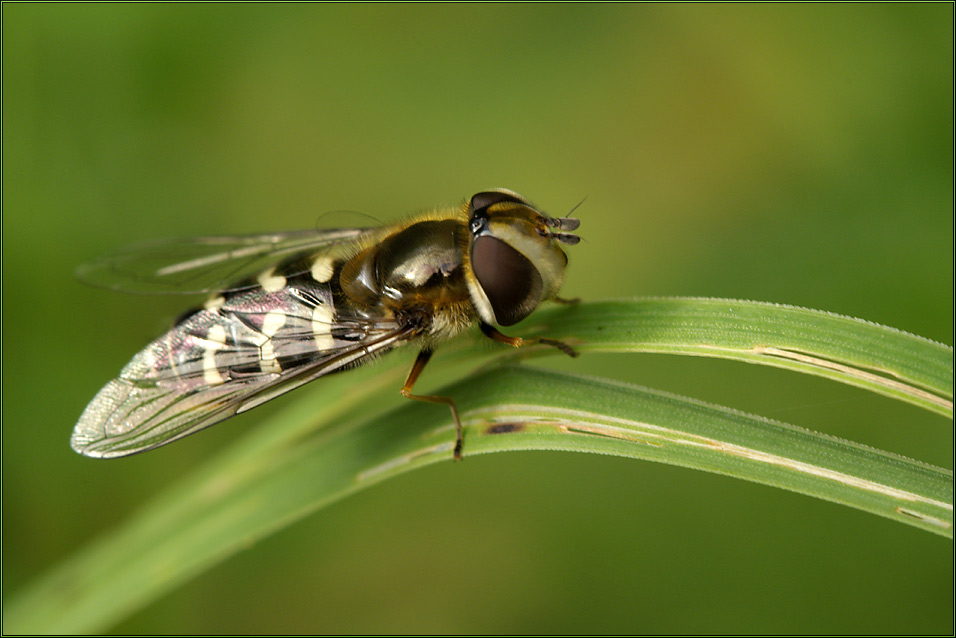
left=472, top=236, right=543, bottom=326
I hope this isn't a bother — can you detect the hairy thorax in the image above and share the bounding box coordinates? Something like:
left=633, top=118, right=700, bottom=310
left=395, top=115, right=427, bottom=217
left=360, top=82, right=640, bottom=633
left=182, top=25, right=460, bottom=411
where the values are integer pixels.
left=339, top=219, right=475, bottom=341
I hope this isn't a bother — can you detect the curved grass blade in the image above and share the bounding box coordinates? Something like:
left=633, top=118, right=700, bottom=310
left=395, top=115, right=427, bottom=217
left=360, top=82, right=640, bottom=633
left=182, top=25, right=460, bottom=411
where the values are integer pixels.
left=5, top=298, right=952, bottom=633
left=7, top=366, right=952, bottom=633
left=514, top=298, right=953, bottom=417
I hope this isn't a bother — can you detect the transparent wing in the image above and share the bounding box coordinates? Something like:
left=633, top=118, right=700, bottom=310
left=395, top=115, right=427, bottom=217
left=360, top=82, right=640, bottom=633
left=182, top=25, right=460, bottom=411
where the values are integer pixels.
left=76, top=228, right=371, bottom=294
left=71, top=285, right=412, bottom=458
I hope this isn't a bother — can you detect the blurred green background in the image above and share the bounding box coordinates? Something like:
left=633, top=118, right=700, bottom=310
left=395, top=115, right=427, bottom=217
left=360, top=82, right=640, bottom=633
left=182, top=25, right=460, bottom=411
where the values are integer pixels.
left=2, top=4, right=952, bottom=633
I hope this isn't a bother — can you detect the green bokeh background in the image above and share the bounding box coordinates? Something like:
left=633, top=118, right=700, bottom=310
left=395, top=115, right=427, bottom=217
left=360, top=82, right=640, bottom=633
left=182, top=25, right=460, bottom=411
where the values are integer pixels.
left=2, top=4, right=952, bottom=633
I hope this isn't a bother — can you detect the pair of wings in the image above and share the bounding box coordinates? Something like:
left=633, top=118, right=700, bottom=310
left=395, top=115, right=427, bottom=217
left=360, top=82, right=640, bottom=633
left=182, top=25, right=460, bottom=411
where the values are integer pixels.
left=72, top=227, right=414, bottom=458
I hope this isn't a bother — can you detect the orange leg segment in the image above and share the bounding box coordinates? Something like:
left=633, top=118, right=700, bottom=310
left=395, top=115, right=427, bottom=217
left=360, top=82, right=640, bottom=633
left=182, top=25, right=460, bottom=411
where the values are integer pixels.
left=479, top=322, right=579, bottom=358
left=402, top=324, right=578, bottom=461
left=401, top=348, right=464, bottom=460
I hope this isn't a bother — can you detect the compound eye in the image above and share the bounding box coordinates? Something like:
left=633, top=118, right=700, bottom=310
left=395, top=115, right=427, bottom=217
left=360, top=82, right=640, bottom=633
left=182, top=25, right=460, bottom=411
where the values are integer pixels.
left=472, top=236, right=543, bottom=326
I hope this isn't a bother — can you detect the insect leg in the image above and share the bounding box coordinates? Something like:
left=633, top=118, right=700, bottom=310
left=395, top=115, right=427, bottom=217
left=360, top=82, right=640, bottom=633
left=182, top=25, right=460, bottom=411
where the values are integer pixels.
left=401, top=348, right=465, bottom=460
left=553, top=296, right=580, bottom=305
left=479, top=322, right=578, bottom=358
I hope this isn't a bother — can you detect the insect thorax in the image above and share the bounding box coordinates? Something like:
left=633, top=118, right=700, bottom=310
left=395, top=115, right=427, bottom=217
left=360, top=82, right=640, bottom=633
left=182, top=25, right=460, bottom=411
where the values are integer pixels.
left=340, top=219, right=475, bottom=339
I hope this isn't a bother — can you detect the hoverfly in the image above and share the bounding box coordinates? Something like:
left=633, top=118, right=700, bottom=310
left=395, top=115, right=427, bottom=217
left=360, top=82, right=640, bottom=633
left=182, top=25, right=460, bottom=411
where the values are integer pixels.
left=71, top=189, right=581, bottom=460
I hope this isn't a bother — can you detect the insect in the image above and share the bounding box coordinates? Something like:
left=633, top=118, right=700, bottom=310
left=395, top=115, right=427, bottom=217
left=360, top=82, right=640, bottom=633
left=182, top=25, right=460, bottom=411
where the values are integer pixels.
left=71, top=189, right=581, bottom=460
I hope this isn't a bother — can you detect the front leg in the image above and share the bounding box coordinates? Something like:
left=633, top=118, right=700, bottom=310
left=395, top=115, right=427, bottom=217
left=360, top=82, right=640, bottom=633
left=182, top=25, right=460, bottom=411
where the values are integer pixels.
left=479, top=322, right=578, bottom=358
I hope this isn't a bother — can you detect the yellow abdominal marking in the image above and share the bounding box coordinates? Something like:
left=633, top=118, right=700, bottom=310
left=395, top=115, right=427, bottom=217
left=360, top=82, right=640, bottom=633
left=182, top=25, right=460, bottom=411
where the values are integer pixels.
left=203, top=295, right=225, bottom=311
left=259, top=311, right=287, bottom=374
left=311, top=304, right=335, bottom=351
left=311, top=256, right=335, bottom=283
left=258, top=268, right=287, bottom=293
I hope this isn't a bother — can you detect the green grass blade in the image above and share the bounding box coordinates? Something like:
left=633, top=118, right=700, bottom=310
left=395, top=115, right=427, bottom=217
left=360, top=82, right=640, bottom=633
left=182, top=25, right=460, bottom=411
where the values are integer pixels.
left=4, top=298, right=952, bottom=633
left=514, top=298, right=953, bottom=417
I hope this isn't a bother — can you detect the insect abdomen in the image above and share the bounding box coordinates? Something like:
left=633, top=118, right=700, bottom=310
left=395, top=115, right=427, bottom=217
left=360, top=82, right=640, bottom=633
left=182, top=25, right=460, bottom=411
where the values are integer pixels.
left=71, top=278, right=385, bottom=457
